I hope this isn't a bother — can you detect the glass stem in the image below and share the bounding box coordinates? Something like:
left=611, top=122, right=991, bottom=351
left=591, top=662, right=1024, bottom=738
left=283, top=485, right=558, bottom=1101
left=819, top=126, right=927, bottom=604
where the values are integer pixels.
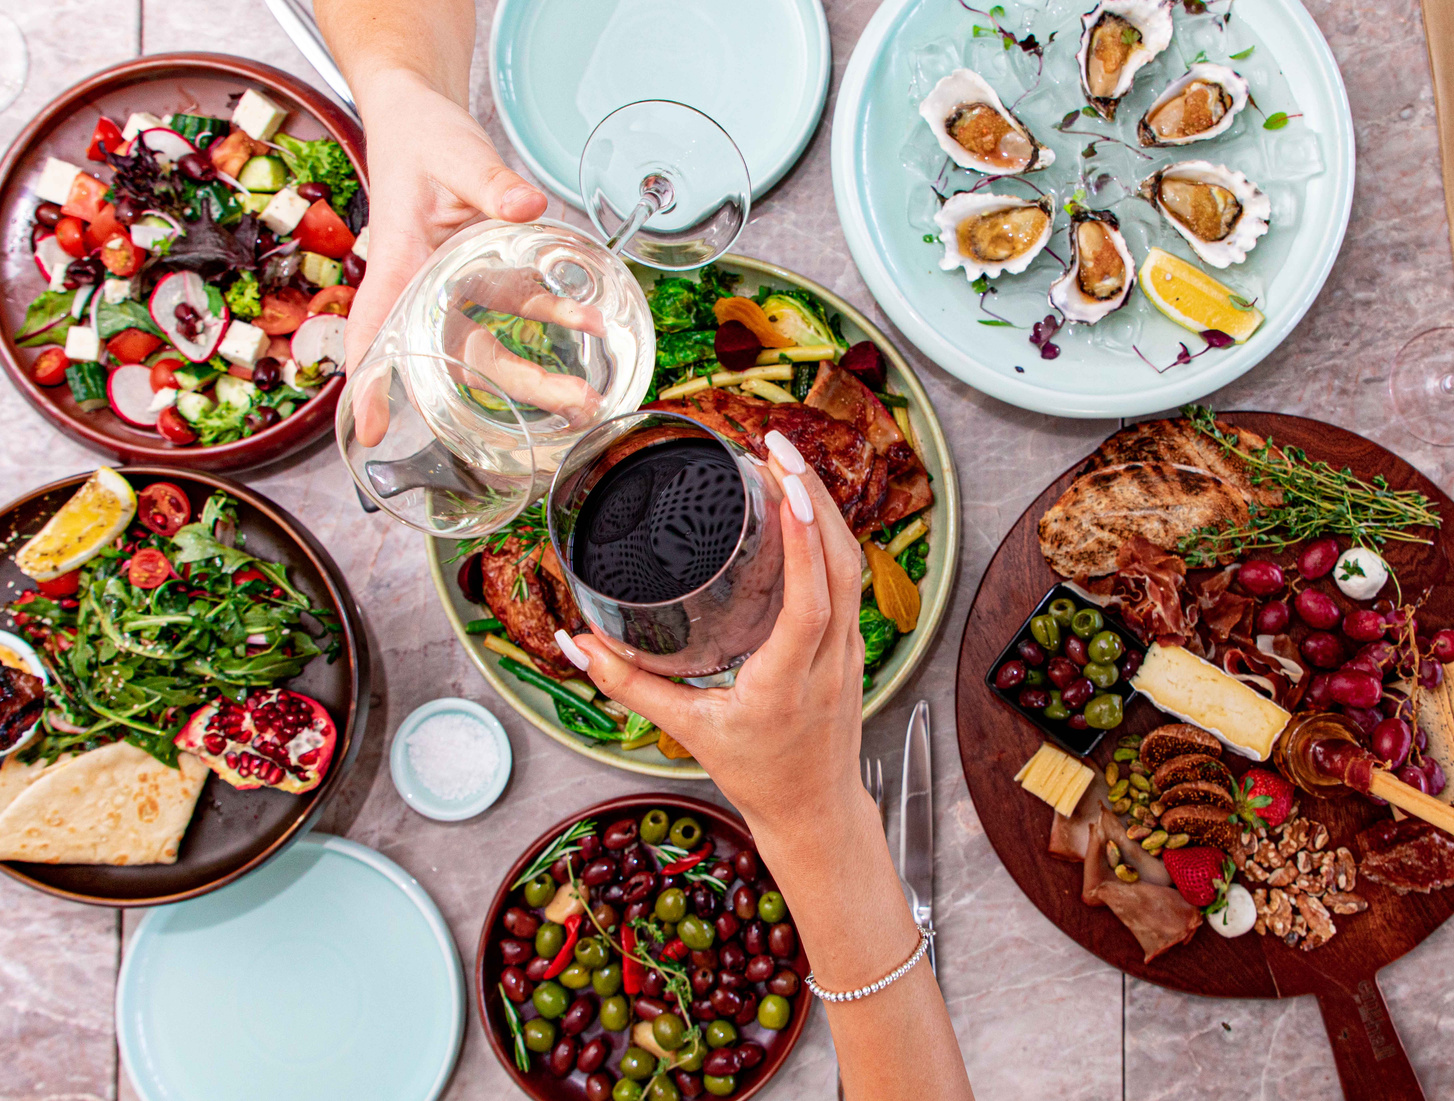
left=607, top=174, right=674, bottom=254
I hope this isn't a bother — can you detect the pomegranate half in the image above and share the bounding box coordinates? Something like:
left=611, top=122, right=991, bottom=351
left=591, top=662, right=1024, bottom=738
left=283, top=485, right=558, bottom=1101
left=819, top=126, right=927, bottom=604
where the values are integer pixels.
left=176, top=688, right=336, bottom=794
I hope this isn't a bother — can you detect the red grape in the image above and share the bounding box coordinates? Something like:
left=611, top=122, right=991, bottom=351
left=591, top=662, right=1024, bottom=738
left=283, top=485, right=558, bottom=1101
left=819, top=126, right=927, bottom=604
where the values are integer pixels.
left=1328, top=669, right=1382, bottom=708
left=1305, top=673, right=1334, bottom=710
left=1301, top=631, right=1345, bottom=669
left=1342, top=609, right=1386, bottom=643
left=1396, top=764, right=1431, bottom=794
left=1386, top=609, right=1419, bottom=635
left=1371, top=718, right=1412, bottom=768
left=1239, top=559, right=1284, bottom=596
left=1255, top=601, right=1291, bottom=635
left=994, top=661, right=1026, bottom=690
left=1424, top=758, right=1447, bottom=797
left=1420, top=657, right=1444, bottom=690
left=1295, top=589, right=1341, bottom=630
left=1432, top=629, right=1454, bottom=663
left=1046, top=656, right=1078, bottom=689
left=1343, top=706, right=1383, bottom=737
left=1414, top=723, right=1428, bottom=752
left=1298, top=538, right=1341, bottom=579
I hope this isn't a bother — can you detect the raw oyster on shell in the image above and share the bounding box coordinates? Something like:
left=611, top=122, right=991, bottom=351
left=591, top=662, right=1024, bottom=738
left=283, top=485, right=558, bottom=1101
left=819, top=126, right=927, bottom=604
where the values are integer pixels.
left=919, top=68, right=1055, bottom=175
left=934, top=191, right=1055, bottom=280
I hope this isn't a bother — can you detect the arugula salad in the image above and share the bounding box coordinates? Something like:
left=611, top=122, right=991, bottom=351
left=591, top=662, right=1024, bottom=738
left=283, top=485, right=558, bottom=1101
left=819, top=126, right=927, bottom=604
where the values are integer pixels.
left=16, top=87, right=367, bottom=448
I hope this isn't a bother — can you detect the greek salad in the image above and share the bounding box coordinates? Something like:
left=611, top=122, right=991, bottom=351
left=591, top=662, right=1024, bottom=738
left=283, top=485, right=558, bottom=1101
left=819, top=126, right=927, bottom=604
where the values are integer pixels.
left=15, top=88, right=368, bottom=447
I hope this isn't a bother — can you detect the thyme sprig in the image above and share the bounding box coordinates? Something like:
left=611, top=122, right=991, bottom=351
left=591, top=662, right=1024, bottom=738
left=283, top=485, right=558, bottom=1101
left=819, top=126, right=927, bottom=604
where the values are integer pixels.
left=510, top=818, right=596, bottom=889
left=1174, top=405, right=1442, bottom=567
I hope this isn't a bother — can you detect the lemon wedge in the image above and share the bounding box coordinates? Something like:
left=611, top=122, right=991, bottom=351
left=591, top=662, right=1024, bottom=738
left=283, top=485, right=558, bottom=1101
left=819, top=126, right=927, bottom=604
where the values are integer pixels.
left=15, top=468, right=136, bottom=581
left=1137, top=247, right=1265, bottom=343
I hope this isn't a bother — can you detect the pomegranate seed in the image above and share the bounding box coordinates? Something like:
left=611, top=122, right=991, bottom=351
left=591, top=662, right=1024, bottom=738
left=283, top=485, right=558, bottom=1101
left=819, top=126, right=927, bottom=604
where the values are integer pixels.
left=225, top=752, right=239, bottom=769
left=299, top=748, right=320, bottom=766
left=203, top=734, right=226, bottom=755
left=269, top=763, right=284, bottom=784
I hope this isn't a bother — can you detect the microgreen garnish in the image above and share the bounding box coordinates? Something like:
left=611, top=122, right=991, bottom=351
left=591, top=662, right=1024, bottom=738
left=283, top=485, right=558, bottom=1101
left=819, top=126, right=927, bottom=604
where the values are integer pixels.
left=1227, top=293, right=1258, bottom=312
left=922, top=232, right=937, bottom=243
left=1063, top=188, right=1088, bottom=215
left=498, top=983, right=531, bottom=1072
left=1203, top=857, right=1238, bottom=916
left=511, top=818, right=596, bottom=889
left=1189, top=50, right=1210, bottom=64
left=1030, top=313, right=1064, bottom=359
left=1132, top=330, right=1233, bottom=374
left=956, top=1, right=1054, bottom=103
left=1054, top=112, right=1152, bottom=160
left=1263, top=111, right=1291, bottom=130
left=1339, top=558, right=1367, bottom=580
left=1230, top=45, right=1256, bottom=59
left=970, top=273, right=1018, bottom=328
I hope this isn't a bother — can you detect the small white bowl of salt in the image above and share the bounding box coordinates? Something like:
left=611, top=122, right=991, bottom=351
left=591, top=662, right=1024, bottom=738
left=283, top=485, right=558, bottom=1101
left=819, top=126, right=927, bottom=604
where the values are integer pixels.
left=389, top=698, right=512, bottom=820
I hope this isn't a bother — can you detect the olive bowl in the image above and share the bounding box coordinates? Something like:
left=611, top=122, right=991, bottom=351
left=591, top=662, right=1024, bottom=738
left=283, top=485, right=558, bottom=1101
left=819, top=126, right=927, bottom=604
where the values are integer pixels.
left=476, top=794, right=812, bottom=1101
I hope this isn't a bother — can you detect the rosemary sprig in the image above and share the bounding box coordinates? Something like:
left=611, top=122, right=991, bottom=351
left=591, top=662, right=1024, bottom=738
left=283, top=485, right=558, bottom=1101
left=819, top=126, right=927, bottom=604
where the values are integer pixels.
left=445, top=498, right=549, bottom=564
left=511, top=819, right=596, bottom=889
left=1174, top=405, right=1441, bottom=567
left=497, top=982, right=531, bottom=1072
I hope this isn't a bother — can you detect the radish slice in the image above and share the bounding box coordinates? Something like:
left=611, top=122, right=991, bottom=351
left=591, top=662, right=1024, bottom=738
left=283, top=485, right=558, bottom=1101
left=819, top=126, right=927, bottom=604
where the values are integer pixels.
left=149, top=271, right=228, bottom=362
left=33, top=234, right=68, bottom=280
left=290, top=314, right=347, bottom=371
left=108, top=363, right=160, bottom=428
left=138, top=128, right=198, bottom=166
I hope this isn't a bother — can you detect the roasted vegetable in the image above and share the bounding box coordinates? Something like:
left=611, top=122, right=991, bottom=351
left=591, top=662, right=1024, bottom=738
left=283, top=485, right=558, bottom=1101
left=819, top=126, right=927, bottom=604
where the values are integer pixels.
left=859, top=603, right=900, bottom=670
left=756, top=289, right=847, bottom=352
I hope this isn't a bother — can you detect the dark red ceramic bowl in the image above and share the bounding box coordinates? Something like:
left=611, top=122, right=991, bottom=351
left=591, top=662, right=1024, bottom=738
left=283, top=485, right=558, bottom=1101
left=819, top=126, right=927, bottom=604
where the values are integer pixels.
left=477, top=794, right=812, bottom=1101
left=0, top=54, right=366, bottom=471
left=0, top=466, right=370, bottom=905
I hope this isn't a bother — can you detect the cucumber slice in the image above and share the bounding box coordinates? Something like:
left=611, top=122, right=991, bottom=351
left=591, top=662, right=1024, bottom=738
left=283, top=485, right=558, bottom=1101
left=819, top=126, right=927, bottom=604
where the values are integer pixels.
left=214, top=373, right=257, bottom=410
left=175, top=390, right=214, bottom=423
left=65, top=360, right=107, bottom=412
left=168, top=113, right=229, bottom=150
left=172, top=362, right=221, bottom=392
left=239, top=192, right=271, bottom=215
left=236, top=155, right=288, bottom=193
left=300, top=251, right=343, bottom=287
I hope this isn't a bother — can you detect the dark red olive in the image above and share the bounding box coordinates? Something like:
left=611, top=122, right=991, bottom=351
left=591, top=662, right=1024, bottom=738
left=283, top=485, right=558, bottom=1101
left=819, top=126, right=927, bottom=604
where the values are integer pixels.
left=641, top=969, right=666, bottom=998
left=676, top=1070, right=704, bottom=1098
left=251, top=356, right=282, bottom=391
left=66, top=258, right=100, bottom=285
left=499, top=938, right=532, bottom=966
left=525, top=956, right=552, bottom=981
left=1045, top=656, right=1078, bottom=689
left=733, top=849, right=759, bottom=881
left=742, top=921, right=767, bottom=956
left=579, top=833, right=603, bottom=862
left=1067, top=713, right=1090, bottom=731
left=709, top=860, right=735, bottom=884
left=634, top=995, right=668, bottom=1020
left=732, top=885, right=757, bottom=920
left=584, top=1072, right=613, bottom=1101
left=993, top=660, right=1026, bottom=690
left=769, top=922, right=798, bottom=959
left=1016, top=638, right=1046, bottom=666
left=34, top=201, right=62, bottom=228
left=624, top=871, right=657, bottom=903
left=767, top=969, right=801, bottom=997
left=715, top=913, right=740, bottom=942
left=177, top=152, right=216, bottom=181
left=620, top=845, right=650, bottom=878
left=690, top=948, right=718, bottom=971
left=719, top=941, right=746, bottom=972
left=562, top=996, right=597, bottom=1036
left=500, top=966, right=533, bottom=1003
left=297, top=180, right=332, bottom=203
left=1119, top=650, right=1142, bottom=678
left=1060, top=677, right=1094, bottom=710
left=716, top=970, right=746, bottom=992
left=709, top=988, right=743, bottom=1017
left=551, top=852, right=583, bottom=883
left=547, top=1036, right=577, bottom=1078
left=244, top=406, right=282, bottom=434
left=733, top=991, right=759, bottom=1027
left=690, top=997, right=717, bottom=1021
left=1018, top=687, right=1050, bottom=710
left=744, top=955, right=774, bottom=983
left=603, top=819, right=639, bottom=850
left=624, top=900, right=651, bottom=923
left=704, top=1048, right=742, bottom=1076
left=577, top=1035, right=610, bottom=1074
left=691, top=967, right=716, bottom=996
left=688, top=882, right=719, bottom=919
left=112, top=197, right=141, bottom=225
left=1064, top=635, right=1089, bottom=666
left=602, top=883, right=626, bottom=907
left=582, top=857, right=617, bottom=887
left=342, top=251, right=366, bottom=287
left=503, top=907, right=539, bottom=939
left=591, top=902, right=619, bottom=930
left=737, top=1041, right=766, bottom=1069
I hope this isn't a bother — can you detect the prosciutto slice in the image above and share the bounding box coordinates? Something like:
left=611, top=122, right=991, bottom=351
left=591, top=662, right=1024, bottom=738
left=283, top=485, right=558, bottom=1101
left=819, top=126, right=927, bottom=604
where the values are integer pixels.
left=1357, top=819, right=1454, bottom=895
left=1081, top=536, right=1196, bottom=643
left=1083, top=810, right=1201, bottom=962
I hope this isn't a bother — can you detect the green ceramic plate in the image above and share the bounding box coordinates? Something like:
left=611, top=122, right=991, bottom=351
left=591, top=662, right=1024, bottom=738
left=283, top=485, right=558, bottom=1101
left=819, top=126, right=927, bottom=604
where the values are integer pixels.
left=427, top=254, right=961, bottom=779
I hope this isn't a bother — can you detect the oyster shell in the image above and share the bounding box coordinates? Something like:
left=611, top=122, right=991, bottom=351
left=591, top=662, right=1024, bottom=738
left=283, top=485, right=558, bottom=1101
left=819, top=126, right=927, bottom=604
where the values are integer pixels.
left=1077, top=0, right=1175, bottom=119
left=1048, top=209, right=1135, bottom=323
left=919, top=68, right=1055, bottom=175
left=934, top=192, right=1055, bottom=280
left=1139, top=160, right=1270, bottom=267
left=1138, top=64, right=1250, bottom=146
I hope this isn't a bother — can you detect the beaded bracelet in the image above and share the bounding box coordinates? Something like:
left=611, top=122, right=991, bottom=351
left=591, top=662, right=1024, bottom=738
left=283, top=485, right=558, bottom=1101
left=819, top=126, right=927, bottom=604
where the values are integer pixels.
left=804, top=925, right=935, bottom=1003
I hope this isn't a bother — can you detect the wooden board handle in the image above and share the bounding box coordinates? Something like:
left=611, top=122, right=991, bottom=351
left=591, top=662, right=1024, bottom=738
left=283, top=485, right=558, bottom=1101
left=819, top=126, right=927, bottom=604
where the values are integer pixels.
left=1366, top=770, right=1454, bottom=833
left=1316, top=977, right=1424, bottom=1101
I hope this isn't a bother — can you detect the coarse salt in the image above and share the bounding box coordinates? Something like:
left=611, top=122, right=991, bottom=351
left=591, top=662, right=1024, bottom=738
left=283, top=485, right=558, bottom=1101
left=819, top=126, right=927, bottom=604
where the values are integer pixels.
left=406, top=711, right=499, bottom=801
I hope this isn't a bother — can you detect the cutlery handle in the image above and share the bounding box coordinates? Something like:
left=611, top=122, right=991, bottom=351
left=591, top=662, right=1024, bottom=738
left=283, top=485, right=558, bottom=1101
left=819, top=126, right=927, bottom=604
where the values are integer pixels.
left=1315, top=977, right=1424, bottom=1101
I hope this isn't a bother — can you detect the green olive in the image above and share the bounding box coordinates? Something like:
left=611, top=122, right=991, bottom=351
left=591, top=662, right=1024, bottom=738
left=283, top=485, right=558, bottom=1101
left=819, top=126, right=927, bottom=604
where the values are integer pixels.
left=613, top=1080, right=644, bottom=1101
left=757, top=993, right=791, bottom=1030
left=640, top=808, right=671, bottom=844
left=1047, top=597, right=1077, bottom=626
left=575, top=936, right=610, bottom=970
left=668, top=816, right=704, bottom=848
left=1084, top=693, right=1125, bottom=730
left=655, top=888, right=687, bottom=923
left=1071, top=607, right=1104, bottom=639
left=1082, top=661, right=1119, bottom=689
left=676, top=1036, right=707, bottom=1072
left=1044, top=689, right=1070, bottom=722
left=1024, top=668, right=1048, bottom=687
left=1029, top=614, right=1061, bottom=650
left=678, top=914, right=715, bottom=951
left=535, top=921, right=565, bottom=958
left=531, top=980, right=568, bottom=1019
left=619, top=1046, right=656, bottom=1081
left=599, top=994, right=631, bottom=1031
left=559, top=961, right=592, bottom=990
left=523, top=1017, right=557, bottom=1053
left=1088, top=630, right=1124, bottom=664
left=706, top=1020, right=738, bottom=1048
left=523, top=873, right=556, bottom=908
left=652, top=1011, right=686, bottom=1052
left=757, top=890, right=787, bottom=924
left=704, top=1075, right=738, bottom=1097
left=647, top=1078, right=682, bottom=1101
left=593, top=962, right=623, bottom=997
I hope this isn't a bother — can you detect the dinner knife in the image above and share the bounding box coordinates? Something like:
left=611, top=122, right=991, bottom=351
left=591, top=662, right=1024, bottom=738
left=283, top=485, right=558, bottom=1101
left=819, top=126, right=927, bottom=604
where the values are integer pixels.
left=263, top=0, right=359, bottom=120
left=899, top=699, right=936, bottom=974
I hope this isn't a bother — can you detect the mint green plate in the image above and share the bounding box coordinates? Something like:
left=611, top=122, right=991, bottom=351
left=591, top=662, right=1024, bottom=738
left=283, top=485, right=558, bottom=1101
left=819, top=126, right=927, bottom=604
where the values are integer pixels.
left=117, top=836, right=464, bottom=1101
left=490, top=0, right=831, bottom=207
left=831, top=0, right=1355, bottom=417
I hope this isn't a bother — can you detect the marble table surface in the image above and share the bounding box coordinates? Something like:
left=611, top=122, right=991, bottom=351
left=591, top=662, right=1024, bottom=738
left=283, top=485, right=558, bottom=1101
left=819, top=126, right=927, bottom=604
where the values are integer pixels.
left=2, top=0, right=1452, bottom=1098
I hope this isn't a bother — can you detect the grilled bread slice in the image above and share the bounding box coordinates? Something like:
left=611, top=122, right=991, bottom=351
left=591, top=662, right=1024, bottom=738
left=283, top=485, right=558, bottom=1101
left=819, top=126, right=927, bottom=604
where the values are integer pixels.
left=1037, top=461, right=1250, bottom=578
left=1152, top=753, right=1235, bottom=793
left=1160, top=804, right=1242, bottom=854
left=1158, top=780, right=1235, bottom=813
left=1139, top=724, right=1223, bottom=769
left=1081, top=417, right=1283, bottom=509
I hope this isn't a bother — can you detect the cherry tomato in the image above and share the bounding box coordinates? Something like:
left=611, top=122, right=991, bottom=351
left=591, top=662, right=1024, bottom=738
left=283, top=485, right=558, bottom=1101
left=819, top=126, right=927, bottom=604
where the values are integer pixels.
left=83, top=203, right=122, bottom=252
left=156, top=405, right=197, bottom=445
left=137, top=482, right=191, bottom=536
left=255, top=287, right=312, bottom=335
left=55, top=216, right=87, bottom=258
left=293, top=199, right=355, bottom=259
left=37, top=570, right=82, bottom=598
left=307, top=285, right=356, bottom=317
left=149, top=357, right=183, bottom=392
left=233, top=568, right=268, bottom=588
left=107, top=328, right=163, bottom=364
left=100, top=232, right=145, bottom=277
left=86, top=117, right=124, bottom=162
left=32, top=347, right=69, bottom=386
left=265, top=336, right=292, bottom=361
left=128, top=548, right=174, bottom=589
left=60, top=172, right=108, bottom=222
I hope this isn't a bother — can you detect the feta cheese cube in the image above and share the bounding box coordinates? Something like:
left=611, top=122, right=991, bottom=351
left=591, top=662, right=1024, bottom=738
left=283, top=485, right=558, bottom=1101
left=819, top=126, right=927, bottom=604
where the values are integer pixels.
left=259, top=187, right=311, bottom=236
left=218, top=319, right=270, bottom=367
left=35, top=157, right=82, bottom=205
left=64, top=325, right=102, bottom=362
left=351, top=225, right=369, bottom=262
left=121, top=112, right=166, bottom=141
left=232, top=89, right=287, bottom=141
left=102, top=278, right=134, bottom=304
left=148, top=387, right=179, bottom=414
left=129, top=223, right=173, bottom=251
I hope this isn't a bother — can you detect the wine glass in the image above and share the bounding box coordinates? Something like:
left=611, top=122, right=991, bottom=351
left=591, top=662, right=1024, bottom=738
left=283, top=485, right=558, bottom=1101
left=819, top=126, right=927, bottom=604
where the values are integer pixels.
left=547, top=411, right=784, bottom=682
left=1390, top=327, right=1454, bottom=447
left=0, top=14, right=27, bottom=114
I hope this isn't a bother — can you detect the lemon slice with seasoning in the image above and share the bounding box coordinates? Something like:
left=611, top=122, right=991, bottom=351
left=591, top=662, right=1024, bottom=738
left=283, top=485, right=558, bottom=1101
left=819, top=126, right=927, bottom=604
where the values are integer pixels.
left=15, top=468, right=136, bottom=581
left=1138, top=247, right=1265, bottom=343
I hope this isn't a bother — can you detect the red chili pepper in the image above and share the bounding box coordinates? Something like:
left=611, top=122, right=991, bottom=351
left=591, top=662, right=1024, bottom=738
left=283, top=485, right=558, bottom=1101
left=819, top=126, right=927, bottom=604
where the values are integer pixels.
left=661, top=843, right=713, bottom=875
left=622, top=926, right=645, bottom=995
left=661, top=937, right=688, bottom=962
left=542, top=912, right=584, bottom=980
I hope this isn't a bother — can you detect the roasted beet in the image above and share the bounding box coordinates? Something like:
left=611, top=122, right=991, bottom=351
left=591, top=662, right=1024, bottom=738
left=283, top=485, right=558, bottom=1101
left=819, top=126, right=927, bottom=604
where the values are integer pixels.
left=839, top=340, right=887, bottom=390
left=714, top=320, right=761, bottom=372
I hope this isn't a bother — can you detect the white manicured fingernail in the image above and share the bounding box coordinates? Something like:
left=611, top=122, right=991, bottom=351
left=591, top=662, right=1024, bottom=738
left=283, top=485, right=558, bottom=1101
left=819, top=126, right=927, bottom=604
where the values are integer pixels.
left=783, top=474, right=814, bottom=525
left=555, top=629, right=590, bottom=671
left=764, top=430, right=807, bottom=475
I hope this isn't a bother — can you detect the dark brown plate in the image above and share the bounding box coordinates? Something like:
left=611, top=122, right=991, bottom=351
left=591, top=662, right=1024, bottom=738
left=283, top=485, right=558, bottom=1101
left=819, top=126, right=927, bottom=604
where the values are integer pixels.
left=956, top=412, right=1454, bottom=1101
left=0, top=53, right=366, bottom=471
left=0, top=466, right=369, bottom=905
left=476, top=794, right=811, bottom=1101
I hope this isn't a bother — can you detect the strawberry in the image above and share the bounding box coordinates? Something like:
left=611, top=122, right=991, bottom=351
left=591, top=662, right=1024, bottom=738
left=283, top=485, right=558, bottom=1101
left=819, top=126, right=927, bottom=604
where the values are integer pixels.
left=1233, top=768, right=1295, bottom=830
left=1163, top=846, right=1234, bottom=909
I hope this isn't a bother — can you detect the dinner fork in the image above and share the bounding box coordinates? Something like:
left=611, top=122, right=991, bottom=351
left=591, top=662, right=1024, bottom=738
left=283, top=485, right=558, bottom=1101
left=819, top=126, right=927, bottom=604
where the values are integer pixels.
left=834, top=758, right=889, bottom=1099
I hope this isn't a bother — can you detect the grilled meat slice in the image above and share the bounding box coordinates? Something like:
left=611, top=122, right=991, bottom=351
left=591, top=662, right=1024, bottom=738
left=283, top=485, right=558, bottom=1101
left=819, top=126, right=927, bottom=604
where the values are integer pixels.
left=477, top=536, right=580, bottom=679
left=1082, top=417, right=1282, bottom=509
left=1037, top=461, right=1250, bottom=578
left=0, top=666, right=44, bottom=752
left=1357, top=819, right=1454, bottom=895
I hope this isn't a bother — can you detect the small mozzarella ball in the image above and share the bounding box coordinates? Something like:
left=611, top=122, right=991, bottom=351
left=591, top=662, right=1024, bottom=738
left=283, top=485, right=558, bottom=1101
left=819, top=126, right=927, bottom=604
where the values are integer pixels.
left=1333, top=547, right=1388, bottom=601
left=1209, top=882, right=1257, bottom=938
